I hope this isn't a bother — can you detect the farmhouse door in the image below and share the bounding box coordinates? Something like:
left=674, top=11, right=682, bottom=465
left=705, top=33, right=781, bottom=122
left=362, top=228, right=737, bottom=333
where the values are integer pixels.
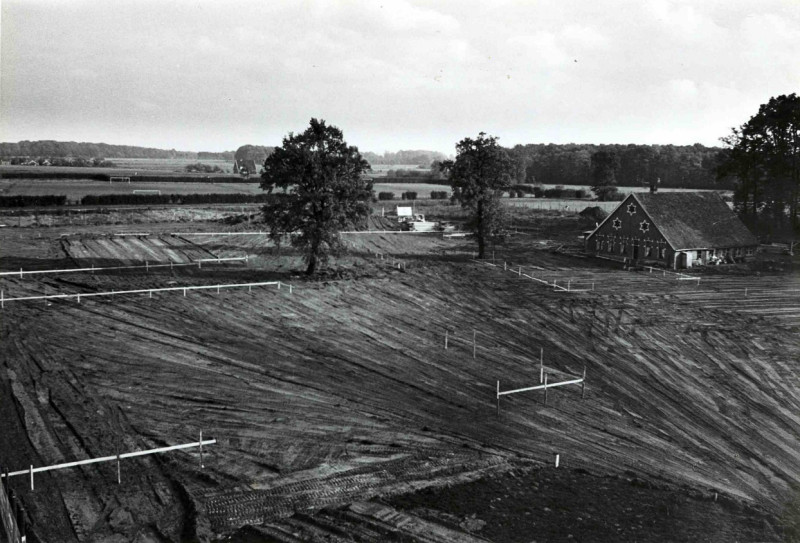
left=633, top=244, right=640, bottom=260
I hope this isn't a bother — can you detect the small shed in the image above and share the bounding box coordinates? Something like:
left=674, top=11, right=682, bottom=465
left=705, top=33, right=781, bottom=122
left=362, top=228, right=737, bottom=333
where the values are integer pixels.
left=233, top=158, right=258, bottom=176
left=585, top=192, right=758, bottom=269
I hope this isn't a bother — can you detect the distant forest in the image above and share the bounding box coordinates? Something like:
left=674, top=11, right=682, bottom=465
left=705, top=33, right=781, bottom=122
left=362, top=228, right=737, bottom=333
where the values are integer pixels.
left=0, top=140, right=234, bottom=160
left=0, top=140, right=732, bottom=191
left=361, top=150, right=449, bottom=166
left=507, top=143, right=730, bottom=189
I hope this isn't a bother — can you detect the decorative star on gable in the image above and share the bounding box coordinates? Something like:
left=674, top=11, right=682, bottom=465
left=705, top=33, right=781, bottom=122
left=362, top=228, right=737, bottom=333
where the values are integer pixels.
left=627, top=203, right=637, bottom=215
left=639, top=220, right=650, bottom=233
left=612, top=217, right=622, bottom=230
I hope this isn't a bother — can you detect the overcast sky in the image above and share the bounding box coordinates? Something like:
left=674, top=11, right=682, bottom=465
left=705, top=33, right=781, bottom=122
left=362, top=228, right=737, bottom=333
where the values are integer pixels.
left=2, top=0, right=799, bottom=154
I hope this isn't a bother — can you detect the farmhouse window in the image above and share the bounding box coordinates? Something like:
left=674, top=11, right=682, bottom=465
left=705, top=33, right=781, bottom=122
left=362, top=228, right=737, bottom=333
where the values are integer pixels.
left=660, top=248, right=666, bottom=259
left=620, top=244, right=626, bottom=254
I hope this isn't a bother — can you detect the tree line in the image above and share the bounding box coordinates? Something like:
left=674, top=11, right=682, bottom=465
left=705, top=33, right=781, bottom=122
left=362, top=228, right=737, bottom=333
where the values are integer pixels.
left=718, top=93, right=800, bottom=236
left=361, top=150, right=449, bottom=166
left=0, top=140, right=235, bottom=160
left=506, top=143, right=730, bottom=190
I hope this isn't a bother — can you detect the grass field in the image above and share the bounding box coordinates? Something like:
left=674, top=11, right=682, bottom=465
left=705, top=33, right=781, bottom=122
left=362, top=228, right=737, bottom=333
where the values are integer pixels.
left=0, top=179, right=450, bottom=200
left=0, top=179, right=264, bottom=198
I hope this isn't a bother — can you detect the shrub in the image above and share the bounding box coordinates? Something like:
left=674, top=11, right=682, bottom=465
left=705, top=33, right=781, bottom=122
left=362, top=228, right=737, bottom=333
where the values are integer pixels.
left=0, top=195, right=68, bottom=207
left=378, top=192, right=395, bottom=201
left=594, top=186, right=624, bottom=201
left=430, top=191, right=448, bottom=199
left=402, top=191, right=417, bottom=200
left=533, top=186, right=544, bottom=198
left=575, top=189, right=587, bottom=199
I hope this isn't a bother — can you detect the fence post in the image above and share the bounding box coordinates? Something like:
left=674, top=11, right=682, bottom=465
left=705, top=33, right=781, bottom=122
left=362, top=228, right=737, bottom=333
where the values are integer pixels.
left=183, top=288, right=186, bottom=297
left=504, top=261, right=507, bottom=271
left=1, top=290, right=3, bottom=309
left=518, top=266, right=522, bottom=276
left=146, top=260, right=149, bottom=272
left=29, top=466, right=33, bottom=491
left=555, top=454, right=560, bottom=468
left=20, top=268, right=23, bottom=278
left=496, top=380, right=500, bottom=417
left=543, top=373, right=548, bottom=405
left=199, top=431, right=204, bottom=469
left=581, top=367, right=587, bottom=399
left=117, top=451, right=121, bottom=484
left=568, top=279, right=571, bottom=292
left=445, top=330, right=448, bottom=350
left=289, top=284, right=293, bottom=294
left=539, top=347, right=544, bottom=383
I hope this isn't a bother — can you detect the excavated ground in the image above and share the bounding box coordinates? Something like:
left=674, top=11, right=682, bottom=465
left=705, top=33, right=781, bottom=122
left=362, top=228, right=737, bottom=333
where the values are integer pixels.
left=1, top=219, right=798, bottom=542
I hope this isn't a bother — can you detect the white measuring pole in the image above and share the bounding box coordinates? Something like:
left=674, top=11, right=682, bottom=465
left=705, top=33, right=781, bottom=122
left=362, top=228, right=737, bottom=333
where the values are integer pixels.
left=539, top=347, right=544, bottom=383
left=496, top=380, right=500, bottom=416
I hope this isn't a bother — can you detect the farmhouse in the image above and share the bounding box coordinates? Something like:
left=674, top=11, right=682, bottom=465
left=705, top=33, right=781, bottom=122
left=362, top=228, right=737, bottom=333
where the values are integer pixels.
left=586, top=192, right=758, bottom=269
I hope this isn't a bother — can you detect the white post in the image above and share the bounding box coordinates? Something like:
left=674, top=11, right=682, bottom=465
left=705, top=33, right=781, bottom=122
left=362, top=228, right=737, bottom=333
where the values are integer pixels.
left=518, top=266, right=521, bottom=276
left=544, top=373, right=548, bottom=405
left=581, top=367, right=587, bottom=399
left=555, top=454, right=560, bottom=468
left=289, top=284, right=293, bottom=294
left=445, top=330, right=448, bottom=349
left=496, top=380, right=500, bottom=416
left=116, top=452, right=121, bottom=484
left=30, top=465, right=33, bottom=490
left=567, top=279, right=571, bottom=291
left=504, top=262, right=507, bottom=271
left=198, top=261, right=201, bottom=269
left=199, top=431, right=204, bottom=468
left=183, top=289, right=186, bottom=297
left=217, top=286, right=220, bottom=294
left=77, top=294, right=80, bottom=304
left=540, top=347, right=544, bottom=383
left=149, top=290, right=152, bottom=298
left=1, top=290, right=3, bottom=309
left=145, top=260, right=149, bottom=272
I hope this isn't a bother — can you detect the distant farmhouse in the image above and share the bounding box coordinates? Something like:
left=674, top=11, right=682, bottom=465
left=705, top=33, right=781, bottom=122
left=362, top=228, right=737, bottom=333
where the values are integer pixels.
left=586, top=192, right=758, bottom=269
left=233, top=158, right=258, bottom=177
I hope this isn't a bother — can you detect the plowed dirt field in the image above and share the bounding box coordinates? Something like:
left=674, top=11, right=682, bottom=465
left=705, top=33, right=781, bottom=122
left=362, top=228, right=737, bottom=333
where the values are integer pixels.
left=1, top=222, right=798, bottom=542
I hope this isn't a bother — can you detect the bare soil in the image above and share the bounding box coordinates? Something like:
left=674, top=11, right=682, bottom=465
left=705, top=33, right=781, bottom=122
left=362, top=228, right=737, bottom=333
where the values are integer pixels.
left=1, top=213, right=798, bottom=542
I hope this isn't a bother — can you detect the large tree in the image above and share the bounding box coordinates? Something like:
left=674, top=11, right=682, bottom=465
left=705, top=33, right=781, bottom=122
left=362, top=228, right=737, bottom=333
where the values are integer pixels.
left=441, top=133, right=513, bottom=258
left=720, top=93, right=800, bottom=233
left=260, top=119, right=372, bottom=274
left=590, top=149, right=620, bottom=200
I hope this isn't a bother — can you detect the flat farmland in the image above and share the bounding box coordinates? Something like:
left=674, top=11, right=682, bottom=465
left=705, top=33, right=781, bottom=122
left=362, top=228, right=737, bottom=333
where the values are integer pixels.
left=0, top=179, right=263, bottom=198
left=0, top=224, right=798, bottom=541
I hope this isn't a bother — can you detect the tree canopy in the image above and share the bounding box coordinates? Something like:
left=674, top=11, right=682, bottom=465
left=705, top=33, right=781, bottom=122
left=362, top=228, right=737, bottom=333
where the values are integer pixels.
left=719, top=93, right=800, bottom=235
left=441, top=133, right=514, bottom=258
left=260, top=119, right=372, bottom=274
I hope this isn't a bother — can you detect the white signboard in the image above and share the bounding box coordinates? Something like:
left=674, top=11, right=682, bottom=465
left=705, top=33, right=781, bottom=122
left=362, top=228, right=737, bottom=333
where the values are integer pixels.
left=396, top=206, right=413, bottom=217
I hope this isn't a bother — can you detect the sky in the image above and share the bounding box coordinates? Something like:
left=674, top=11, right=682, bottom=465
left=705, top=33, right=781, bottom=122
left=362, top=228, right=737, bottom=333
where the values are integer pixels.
left=1, top=0, right=799, bottom=155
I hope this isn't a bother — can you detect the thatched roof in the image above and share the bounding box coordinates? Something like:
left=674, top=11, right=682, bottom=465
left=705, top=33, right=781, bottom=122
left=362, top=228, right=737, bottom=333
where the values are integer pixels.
left=633, top=192, right=757, bottom=250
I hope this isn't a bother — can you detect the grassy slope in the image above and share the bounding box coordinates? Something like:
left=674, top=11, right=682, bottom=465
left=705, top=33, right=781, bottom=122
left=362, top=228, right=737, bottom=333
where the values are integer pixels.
left=0, top=229, right=798, bottom=540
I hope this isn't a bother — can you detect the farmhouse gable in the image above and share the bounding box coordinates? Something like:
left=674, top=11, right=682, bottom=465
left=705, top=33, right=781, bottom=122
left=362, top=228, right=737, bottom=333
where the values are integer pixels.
left=586, top=192, right=758, bottom=269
